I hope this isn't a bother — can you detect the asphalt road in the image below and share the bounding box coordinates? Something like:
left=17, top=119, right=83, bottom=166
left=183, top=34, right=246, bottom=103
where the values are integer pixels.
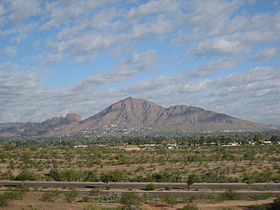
left=0, top=181, right=280, bottom=191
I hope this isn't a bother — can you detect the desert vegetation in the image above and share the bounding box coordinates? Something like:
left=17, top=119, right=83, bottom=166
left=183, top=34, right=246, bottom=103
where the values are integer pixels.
left=0, top=136, right=279, bottom=183
left=0, top=134, right=279, bottom=209
left=0, top=186, right=279, bottom=209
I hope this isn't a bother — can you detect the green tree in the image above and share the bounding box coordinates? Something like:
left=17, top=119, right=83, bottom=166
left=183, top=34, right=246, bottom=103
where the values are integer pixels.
left=243, top=174, right=256, bottom=190
left=187, top=174, right=197, bottom=190
left=100, top=170, right=125, bottom=188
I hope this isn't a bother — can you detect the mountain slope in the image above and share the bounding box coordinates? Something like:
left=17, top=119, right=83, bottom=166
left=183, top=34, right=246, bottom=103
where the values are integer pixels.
left=153, top=105, right=267, bottom=133
left=69, top=97, right=269, bottom=135
left=0, top=97, right=270, bottom=137
left=0, top=113, right=81, bottom=137
left=82, top=97, right=165, bottom=128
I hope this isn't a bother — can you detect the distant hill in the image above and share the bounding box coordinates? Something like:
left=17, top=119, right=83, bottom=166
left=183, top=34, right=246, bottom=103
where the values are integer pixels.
left=0, top=113, right=81, bottom=137
left=0, top=97, right=271, bottom=137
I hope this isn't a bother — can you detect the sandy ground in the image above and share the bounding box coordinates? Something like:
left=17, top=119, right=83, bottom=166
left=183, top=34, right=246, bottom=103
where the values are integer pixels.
left=196, top=198, right=275, bottom=210
left=1, top=195, right=276, bottom=210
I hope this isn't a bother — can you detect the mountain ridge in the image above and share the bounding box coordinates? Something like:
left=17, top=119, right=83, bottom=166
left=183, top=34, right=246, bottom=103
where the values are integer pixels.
left=0, top=97, right=271, bottom=137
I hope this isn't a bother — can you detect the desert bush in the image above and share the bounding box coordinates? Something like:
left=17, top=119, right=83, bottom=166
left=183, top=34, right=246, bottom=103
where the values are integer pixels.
left=80, top=195, right=91, bottom=202
left=222, top=189, right=242, bottom=200
left=149, top=170, right=181, bottom=182
left=60, top=169, right=83, bottom=181
left=187, top=174, right=199, bottom=189
left=89, top=188, right=102, bottom=196
left=10, top=186, right=29, bottom=200
left=270, top=196, right=280, bottom=210
left=83, top=205, right=103, bottom=210
left=249, top=193, right=273, bottom=200
left=145, top=184, right=156, bottom=191
left=0, top=192, right=14, bottom=207
left=65, top=189, right=78, bottom=203
left=14, top=171, right=40, bottom=181
left=100, top=170, right=126, bottom=186
left=249, top=205, right=267, bottom=210
left=0, top=186, right=28, bottom=206
left=181, top=203, right=199, bottom=210
left=161, top=194, right=177, bottom=206
left=83, top=170, right=99, bottom=182
left=41, top=190, right=59, bottom=202
left=119, top=192, right=142, bottom=206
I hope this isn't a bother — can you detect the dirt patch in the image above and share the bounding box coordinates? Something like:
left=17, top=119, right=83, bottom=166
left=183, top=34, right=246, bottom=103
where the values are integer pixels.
left=194, top=197, right=275, bottom=210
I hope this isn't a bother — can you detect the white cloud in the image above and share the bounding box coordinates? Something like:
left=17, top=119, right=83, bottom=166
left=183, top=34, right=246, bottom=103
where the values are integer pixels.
left=1, top=46, right=17, bottom=56
left=0, top=4, right=4, bottom=16
left=123, top=75, right=181, bottom=93
left=196, top=38, right=248, bottom=56
left=0, top=62, right=20, bottom=71
left=254, top=48, right=278, bottom=61
left=41, top=0, right=114, bottom=30
left=74, top=54, right=97, bottom=64
left=185, top=0, right=243, bottom=25
left=51, top=33, right=125, bottom=56
left=131, top=15, right=175, bottom=38
left=126, top=0, right=181, bottom=19
left=72, top=50, right=159, bottom=91
left=46, top=53, right=62, bottom=64
left=8, top=0, right=39, bottom=21
left=190, top=57, right=237, bottom=77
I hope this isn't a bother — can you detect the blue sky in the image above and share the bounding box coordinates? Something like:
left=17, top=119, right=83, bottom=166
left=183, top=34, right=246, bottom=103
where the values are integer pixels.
left=0, top=0, right=279, bottom=125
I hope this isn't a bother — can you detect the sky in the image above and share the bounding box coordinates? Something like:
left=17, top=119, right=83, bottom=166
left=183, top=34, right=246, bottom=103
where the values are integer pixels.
left=0, top=0, right=280, bottom=125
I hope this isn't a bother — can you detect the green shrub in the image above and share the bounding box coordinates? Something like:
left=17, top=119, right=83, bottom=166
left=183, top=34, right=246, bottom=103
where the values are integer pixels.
left=83, top=205, right=103, bottom=210
left=119, top=192, right=142, bottom=206
left=100, top=170, right=125, bottom=183
left=80, top=195, right=91, bottom=202
left=0, top=186, right=29, bottom=207
left=187, top=174, right=198, bottom=189
left=145, top=184, right=156, bottom=191
left=0, top=192, right=14, bottom=207
left=270, top=197, right=280, bottom=210
left=222, top=189, right=242, bottom=200
left=249, top=193, right=272, bottom=201
left=89, top=188, right=102, bottom=196
left=9, top=186, right=29, bottom=200
left=65, top=189, right=78, bottom=203
left=181, top=203, right=199, bottom=210
left=14, top=171, right=40, bottom=181
left=161, top=194, right=177, bottom=206
left=83, top=170, right=99, bottom=182
left=41, top=190, right=59, bottom=202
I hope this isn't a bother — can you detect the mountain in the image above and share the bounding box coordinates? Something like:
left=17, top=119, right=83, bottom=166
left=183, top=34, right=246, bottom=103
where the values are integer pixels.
left=0, top=97, right=271, bottom=137
left=0, top=113, right=81, bottom=137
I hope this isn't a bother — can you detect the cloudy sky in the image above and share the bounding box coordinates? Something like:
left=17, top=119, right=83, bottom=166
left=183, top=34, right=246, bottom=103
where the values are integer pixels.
left=0, top=0, right=279, bottom=125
